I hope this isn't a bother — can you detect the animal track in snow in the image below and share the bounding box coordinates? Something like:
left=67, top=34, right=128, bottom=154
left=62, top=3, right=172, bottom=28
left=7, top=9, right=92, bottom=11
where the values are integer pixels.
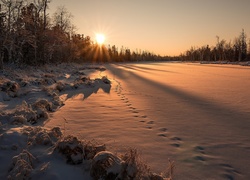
left=159, top=127, right=168, bottom=132
left=115, top=81, right=146, bottom=119
left=157, top=133, right=168, bottom=137
left=147, top=121, right=154, bottom=124
left=194, top=146, right=205, bottom=154
left=170, top=137, right=182, bottom=141
left=219, top=163, right=241, bottom=180
left=169, top=136, right=182, bottom=148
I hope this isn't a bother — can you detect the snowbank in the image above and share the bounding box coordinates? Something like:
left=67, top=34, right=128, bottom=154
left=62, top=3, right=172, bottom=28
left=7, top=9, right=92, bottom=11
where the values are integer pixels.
left=0, top=63, right=170, bottom=180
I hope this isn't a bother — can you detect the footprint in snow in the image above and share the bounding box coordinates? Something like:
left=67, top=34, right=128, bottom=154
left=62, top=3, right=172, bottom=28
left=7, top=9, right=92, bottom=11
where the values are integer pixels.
left=194, top=146, right=205, bottom=154
left=194, top=155, right=206, bottom=162
left=169, top=136, right=182, bottom=148
left=170, top=137, right=182, bottom=141
left=157, top=127, right=168, bottom=138
left=157, top=133, right=168, bottom=137
left=219, top=163, right=241, bottom=179
left=147, top=121, right=154, bottom=124
left=170, top=143, right=181, bottom=148
left=159, top=127, right=168, bottom=132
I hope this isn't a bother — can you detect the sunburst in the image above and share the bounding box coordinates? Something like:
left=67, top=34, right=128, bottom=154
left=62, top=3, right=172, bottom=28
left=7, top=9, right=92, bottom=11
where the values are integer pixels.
left=95, top=33, right=105, bottom=45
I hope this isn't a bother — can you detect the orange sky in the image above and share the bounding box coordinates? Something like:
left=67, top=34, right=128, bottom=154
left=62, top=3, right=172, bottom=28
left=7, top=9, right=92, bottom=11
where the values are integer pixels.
left=49, top=0, right=250, bottom=56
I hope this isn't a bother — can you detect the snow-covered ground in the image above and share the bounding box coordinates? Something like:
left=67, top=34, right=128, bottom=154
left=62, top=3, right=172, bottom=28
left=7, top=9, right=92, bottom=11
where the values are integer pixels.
left=0, top=63, right=170, bottom=180
left=1, top=62, right=250, bottom=179
left=105, top=62, right=250, bottom=179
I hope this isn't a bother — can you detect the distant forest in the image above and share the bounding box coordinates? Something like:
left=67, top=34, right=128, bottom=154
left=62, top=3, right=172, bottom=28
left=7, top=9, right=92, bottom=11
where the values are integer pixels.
left=0, top=0, right=162, bottom=69
left=0, top=0, right=249, bottom=69
left=180, top=29, right=249, bottom=62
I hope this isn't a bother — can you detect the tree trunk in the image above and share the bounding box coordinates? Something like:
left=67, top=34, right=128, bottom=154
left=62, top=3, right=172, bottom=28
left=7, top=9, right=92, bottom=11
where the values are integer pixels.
left=0, top=53, right=3, bottom=70
left=44, top=0, right=48, bottom=30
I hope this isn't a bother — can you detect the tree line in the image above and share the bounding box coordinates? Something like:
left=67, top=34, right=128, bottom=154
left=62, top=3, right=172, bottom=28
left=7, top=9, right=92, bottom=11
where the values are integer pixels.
left=179, top=29, right=250, bottom=62
left=0, top=0, right=162, bottom=70
left=0, top=0, right=249, bottom=69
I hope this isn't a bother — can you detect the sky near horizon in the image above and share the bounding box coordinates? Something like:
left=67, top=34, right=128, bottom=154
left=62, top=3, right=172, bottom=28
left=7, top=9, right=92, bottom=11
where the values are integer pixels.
left=48, top=0, right=250, bottom=56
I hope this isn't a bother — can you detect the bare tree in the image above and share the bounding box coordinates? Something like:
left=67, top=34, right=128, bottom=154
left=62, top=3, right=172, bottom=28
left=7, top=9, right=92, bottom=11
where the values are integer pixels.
left=0, top=3, right=4, bottom=69
left=53, top=6, right=73, bottom=33
left=233, top=29, right=247, bottom=61
left=33, top=0, right=51, bottom=30
left=248, top=39, right=250, bottom=57
left=240, top=29, right=247, bottom=61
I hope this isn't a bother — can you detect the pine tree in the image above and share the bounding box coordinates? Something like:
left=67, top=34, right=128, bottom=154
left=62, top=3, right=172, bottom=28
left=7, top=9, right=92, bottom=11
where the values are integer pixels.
left=240, top=29, right=247, bottom=61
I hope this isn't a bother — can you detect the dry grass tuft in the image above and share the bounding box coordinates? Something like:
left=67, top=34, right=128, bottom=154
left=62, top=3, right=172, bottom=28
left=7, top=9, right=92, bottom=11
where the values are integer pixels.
left=161, top=159, right=175, bottom=180
left=121, top=148, right=151, bottom=179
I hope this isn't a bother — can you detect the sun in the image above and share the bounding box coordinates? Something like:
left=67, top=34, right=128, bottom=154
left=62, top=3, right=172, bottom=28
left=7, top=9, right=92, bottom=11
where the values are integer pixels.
left=95, top=34, right=105, bottom=45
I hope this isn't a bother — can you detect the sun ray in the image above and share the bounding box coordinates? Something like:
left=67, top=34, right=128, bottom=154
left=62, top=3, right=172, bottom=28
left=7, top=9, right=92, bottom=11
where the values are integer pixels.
left=95, top=34, right=105, bottom=45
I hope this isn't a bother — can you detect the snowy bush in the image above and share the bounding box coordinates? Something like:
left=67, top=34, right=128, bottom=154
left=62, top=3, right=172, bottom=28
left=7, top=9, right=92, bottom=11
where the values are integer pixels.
left=84, top=141, right=106, bottom=160
left=49, top=127, right=63, bottom=141
left=22, top=126, right=62, bottom=147
left=90, top=149, right=169, bottom=180
left=14, top=101, right=37, bottom=124
left=101, top=76, right=111, bottom=84
left=41, top=74, right=57, bottom=85
left=35, top=108, right=49, bottom=120
left=52, top=95, right=64, bottom=106
left=22, top=126, right=42, bottom=138
left=6, top=100, right=52, bottom=125
left=42, top=86, right=54, bottom=95
left=10, top=115, right=28, bottom=125
left=74, top=76, right=91, bottom=86
left=34, top=77, right=56, bottom=86
left=8, top=150, right=35, bottom=180
left=35, top=131, right=52, bottom=146
left=54, top=135, right=106, bottom=165
left=1, top=81, right=20, bottom=98
left=79, top=75, right=90, bottom=82
left=19, top=80, right=28, bottom=87
left=32, top=99, right=52, bottom=112
left=90, top=151, right=124, bottom=180
left=55, top=81, right=65, bottom=92
left=1, top=81, right=20, bottom=93
left=54, top=135, right=85, bottom=164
